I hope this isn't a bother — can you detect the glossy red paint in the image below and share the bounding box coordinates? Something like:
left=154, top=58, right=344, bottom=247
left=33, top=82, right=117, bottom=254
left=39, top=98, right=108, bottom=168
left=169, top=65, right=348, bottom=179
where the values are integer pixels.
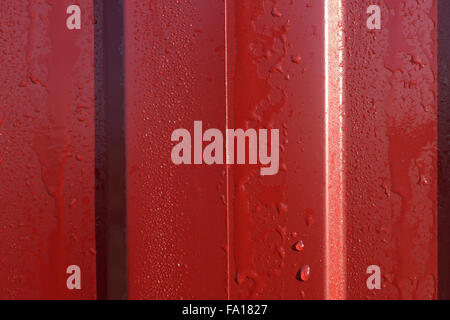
left=125, top=0, right=328, bottom=300
left=0, top=0, right=96, bottom=299
left=125, top=0, right=440, bottom=300
left=342, top=0, right=438, bottom=299
left=326, top=0, right=346, bottom=300
left=0, top=0, right=442, bottom=300
left=226, top=0, right=327, bottom=300
left=125, top=0, right=228, bottom=299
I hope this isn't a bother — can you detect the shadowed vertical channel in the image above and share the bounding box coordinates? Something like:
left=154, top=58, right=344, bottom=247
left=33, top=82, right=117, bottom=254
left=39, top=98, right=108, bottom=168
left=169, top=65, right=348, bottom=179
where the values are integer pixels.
left=94, top=0, right=127, bottom=300
left=438, top=0, right=450, bottom=300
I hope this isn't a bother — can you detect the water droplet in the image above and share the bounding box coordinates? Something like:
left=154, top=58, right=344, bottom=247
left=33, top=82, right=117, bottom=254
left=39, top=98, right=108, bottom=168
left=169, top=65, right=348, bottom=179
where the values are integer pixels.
left=236, top=273, right=246, bottom=285
left=291, top=55, right=302, bottom=64
left=297, top=265, right=311, bottom=282
left=419, top=174, right=430, bottom=185
left=293, top=240, right=305, bottom=252
left=305, top=209, right=314, bottom=226
left=271, top=63, right=284, bottom=74
left=277, top=202, right=288, bottom=214
left=381, top=182, right=391, bottom=197
left=300, top=290, right=306, bottom=298
left=271, top=7, right=282, bottom=17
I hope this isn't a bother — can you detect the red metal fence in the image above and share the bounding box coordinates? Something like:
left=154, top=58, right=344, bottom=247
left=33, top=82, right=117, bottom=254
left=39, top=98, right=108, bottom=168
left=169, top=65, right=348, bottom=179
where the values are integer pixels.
left=0, top=0, right=448, bottom=300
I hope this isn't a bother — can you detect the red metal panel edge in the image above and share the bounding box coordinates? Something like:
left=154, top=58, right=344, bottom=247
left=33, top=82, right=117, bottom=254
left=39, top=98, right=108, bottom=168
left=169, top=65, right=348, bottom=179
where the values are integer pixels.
left=326, top=0, right=346, bottom=300
left=125, top=0, right=227, bottom=299
left=438, top=0, right=450, bottom=300
left=0, top=0, right=96, bottom=299
left=342, top=0, right=438, bottom=299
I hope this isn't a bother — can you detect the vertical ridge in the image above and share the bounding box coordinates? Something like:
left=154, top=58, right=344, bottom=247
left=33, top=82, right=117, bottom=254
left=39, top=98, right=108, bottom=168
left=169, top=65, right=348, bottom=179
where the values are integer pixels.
left=225, top=0, right=231, bottom=301
left=325, top=0, right=346, bottom=300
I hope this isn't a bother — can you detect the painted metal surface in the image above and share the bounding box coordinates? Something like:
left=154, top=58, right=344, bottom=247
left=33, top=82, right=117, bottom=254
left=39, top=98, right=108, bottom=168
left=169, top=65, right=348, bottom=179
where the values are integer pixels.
left=226, top=0, right=327, bottom=300
left=125, top=0, right=328, bottom=300
left=125, top=0, right=440, bottom=300
left=0, top=0, right=443, bottom=300
left=342, top=0, right=438, bottom=299
left=125, top=0, right=228, bottom=300
left=0, top=0, right=96, bottom=299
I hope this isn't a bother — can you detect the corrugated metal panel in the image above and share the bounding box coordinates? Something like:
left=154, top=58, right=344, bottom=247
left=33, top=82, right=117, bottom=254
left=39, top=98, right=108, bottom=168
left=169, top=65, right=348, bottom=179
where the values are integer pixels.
left=0, top=0, right=444, bottom=300
left=125, top=0, right=440, bottom=300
